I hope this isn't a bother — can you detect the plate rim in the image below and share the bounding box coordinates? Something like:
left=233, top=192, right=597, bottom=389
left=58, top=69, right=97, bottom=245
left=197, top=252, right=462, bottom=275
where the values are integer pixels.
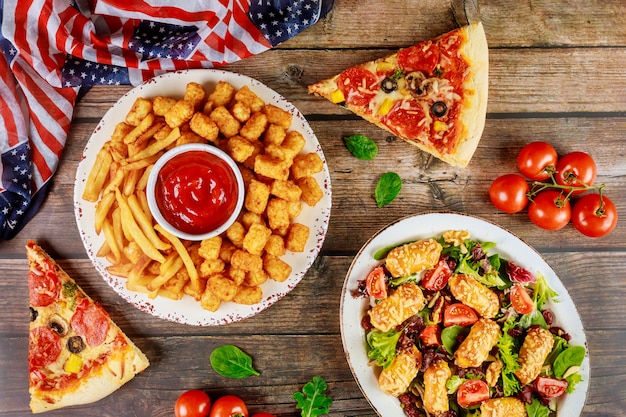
left=340, top=211, right=590, bottom=416
left=73, top=68, right=332, bottom=326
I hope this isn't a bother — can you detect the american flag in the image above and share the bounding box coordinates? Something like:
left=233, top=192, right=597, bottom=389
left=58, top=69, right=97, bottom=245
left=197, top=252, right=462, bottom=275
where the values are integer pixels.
left=0, top=0, right=333, bottom=239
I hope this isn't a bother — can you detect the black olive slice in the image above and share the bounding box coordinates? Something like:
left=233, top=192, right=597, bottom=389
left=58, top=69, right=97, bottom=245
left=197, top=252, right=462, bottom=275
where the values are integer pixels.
left=381, top=77, right=398, bottom=93
left=30, top=307, right=38, bottom=322
left=67, top=336, right=86, bottom=354
left=431, top=101, right=448, bottom=117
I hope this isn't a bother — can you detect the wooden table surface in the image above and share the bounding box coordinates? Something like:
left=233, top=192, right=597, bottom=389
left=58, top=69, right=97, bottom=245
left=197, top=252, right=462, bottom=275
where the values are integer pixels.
left=2, top=1, right=625, bottom=416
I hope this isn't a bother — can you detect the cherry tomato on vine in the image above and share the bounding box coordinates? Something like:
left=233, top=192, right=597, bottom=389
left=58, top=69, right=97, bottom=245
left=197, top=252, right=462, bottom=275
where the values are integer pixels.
left=175, top=390, right=211, bottom=417
left=365, top=266, right=387, bottom=299
left=528, top=190, right=571, bottom=230
left=510, top=284, right=535, bottom=315
left=571, top=194, right=618, bottom=238
left=555, top=151, right=597, bottom=194
left=210, top=395, right=248, bottom=417
left=517, top=141, right=558, bottom=180
left=456, top=379, right=490, bottom=408
left=489, top=174, right=530, bottom=213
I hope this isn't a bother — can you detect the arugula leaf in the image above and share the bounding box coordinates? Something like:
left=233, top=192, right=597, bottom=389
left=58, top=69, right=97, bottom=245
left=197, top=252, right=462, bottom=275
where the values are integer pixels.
left=293, top=376, right=333, bottom=417
left=375, top=172, right=402, bottom=208
left=525, top=397, right=551, bottom=417
left=366, top=329, right=401, bottom=369
left=553, top=345, right=586, bottom=378
left=343, top=134, right=378, bottom=160
left=497, top=318, right=522, bottom=396
left=209, top=345, right=260, bottom=378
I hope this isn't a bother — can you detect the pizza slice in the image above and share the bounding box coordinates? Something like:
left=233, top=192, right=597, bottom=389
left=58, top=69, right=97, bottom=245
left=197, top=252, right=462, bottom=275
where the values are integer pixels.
left=308, top=22, right=488, bottom=168
left=26, top=241, right=149, bottom=413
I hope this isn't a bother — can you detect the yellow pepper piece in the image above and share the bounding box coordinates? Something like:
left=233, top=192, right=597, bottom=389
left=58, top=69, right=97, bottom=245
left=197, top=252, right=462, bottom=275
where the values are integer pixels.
left=330, top=89, right=345, bottom=103
left=377, top=98, right=394, bottom=116
left=434, top=121, right=448, bottom=132
left=376, top=61, right=394, bottom=73
left=64, top=353, right=83, bottom=374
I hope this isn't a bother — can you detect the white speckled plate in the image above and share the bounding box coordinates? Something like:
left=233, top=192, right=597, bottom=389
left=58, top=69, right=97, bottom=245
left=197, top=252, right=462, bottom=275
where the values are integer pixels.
left=340, top=212, right=589, bottom=416
left=74, top=69, right=332, bottom=326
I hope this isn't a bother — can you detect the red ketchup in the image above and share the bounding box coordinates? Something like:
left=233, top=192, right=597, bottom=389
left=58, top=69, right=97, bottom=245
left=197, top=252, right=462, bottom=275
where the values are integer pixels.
left=155, top=150, right=239, bottom=235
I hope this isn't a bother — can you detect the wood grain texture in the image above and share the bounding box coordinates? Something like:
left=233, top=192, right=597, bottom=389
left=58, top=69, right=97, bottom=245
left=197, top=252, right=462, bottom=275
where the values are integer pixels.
left=2, top=0, right=626, bottom=416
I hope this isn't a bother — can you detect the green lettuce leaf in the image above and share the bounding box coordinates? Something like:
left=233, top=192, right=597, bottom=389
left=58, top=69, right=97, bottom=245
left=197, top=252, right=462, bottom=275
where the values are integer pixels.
left=366, top=329, right=401, bottom=369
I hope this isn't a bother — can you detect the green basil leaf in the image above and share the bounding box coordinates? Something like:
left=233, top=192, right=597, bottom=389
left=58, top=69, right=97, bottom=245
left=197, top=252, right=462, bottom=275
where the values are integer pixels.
left=210, top=345, right=260, bottom=378
left=441, top=325, right=469, bottom=354
left=343, top=134, right=378, bottom=160
left=375, top=172, right=402, bottom=208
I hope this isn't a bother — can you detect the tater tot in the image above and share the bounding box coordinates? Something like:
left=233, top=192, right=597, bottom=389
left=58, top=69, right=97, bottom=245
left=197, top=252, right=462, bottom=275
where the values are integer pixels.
left=264, top=104, right=293, bottom=129
left=153, top=96, right=177, bottom=116
left=230, top=249, right=263, bottom=272
left=198, top=236, right=222, bottom=260
left=227, top=135, right=255, bottom=163
left=230, top=101, right=251, bottom=122
left=263, top=123, right=286, bottom=146
left=242, top=223, right=272, bottom=256
left=291, top=152, right=323, bottom=179
left=244, top=269, right=268, bottom=287
left=239, top=112, right=268, bottom=141
left=264, top=234, right=286, bottom=257
left=233, top=285, right=263, bottom=305
left=263, top=254, right=292, bottom=282
left=245, top=179, right=271, bottom=214
left=200, top=287, right=221, bottom=312
left=125, top=97, right=152, bottom=126
left=207, top=274, right=238, bottom=301
left=254, top=154, right=290, bottom=180
left=209, top=105, right=241, bottom=138
left=266, top=198, right=291, bottom=232
left=270, top=180, right=302, bottom=202
left=235, top=85, right=264, bottom=112
left=208, top=81, right=235, bottom=107
left=189, top=112, right=219, bottom=143
left=184, top=82, right=206, bottom=110
left=296, top=176, right=323, bottom=206
left=285, top=223, right=309, bottom=252
left=164, top=99, right=195, bottom=128
left=226, top=221, right=246, bottom=248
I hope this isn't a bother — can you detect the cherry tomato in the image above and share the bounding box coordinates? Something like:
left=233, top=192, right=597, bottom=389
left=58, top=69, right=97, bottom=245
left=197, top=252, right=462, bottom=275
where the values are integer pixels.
left=510, top=284, right=535, bottom=315
left=251, top=414, right=276, bottom=417
left=534, top=376, right=568, bottom=399
left=175, top=390, right=211, bottom=417
left=489, top=174, right=530, bottom=213
left=517, top=141, right=558, bottom=180
left=210, top=395, right=248, bottom=417
left=555, top=151, right=597, bottom=193
left=421, top=258, right=452, bottom=291
left=443, top=303, right=478, bottom=327
left=572, top=194, right=618, bottom=238
left=527, top=190, right=571, bottom=230
left=419, top=324, right=442, bottom=347
left=365, top=266, right=387, bottom=299
left=457, top=379, right=490, bottom=408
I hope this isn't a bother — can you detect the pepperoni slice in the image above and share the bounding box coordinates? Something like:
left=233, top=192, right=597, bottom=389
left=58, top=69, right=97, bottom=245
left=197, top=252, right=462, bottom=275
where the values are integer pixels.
left=398, top=41, right=440, bottom=75
left=28, top=259, right=60, bottom=307
left=382, top=100, right=428, bottom=140
left=336, top=66, right=379, bottom=107
left=70, top=298, right=110, bottom=347
left=29, top=327, right=62, bottom=368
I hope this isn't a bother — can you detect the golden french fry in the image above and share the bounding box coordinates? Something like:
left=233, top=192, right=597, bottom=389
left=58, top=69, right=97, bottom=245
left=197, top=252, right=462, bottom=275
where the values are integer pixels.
left=102, top=168, right=125, bottom=197
left=136, top=165, right=153, bottom=192
left=123, top=113, right=155, bottom=144
left=126, top=127, right=180, bottom=162
left=120, top=153, right=161, bottom=172
left=147, top=252, right=183, bottom=291
left=155, top=223, right=200, bottom=292
left=82, top=147, right=113, bottom=202
left=122, top=168, right=142, bottom=196
left=96, top=240, right=111, bottom=258
left=112, top=205, right=129, bottom=246
left=102, top=217, right=122, bottom=263
left=107, top=262, right=133, bottom=278
left=127, top=193, right=170, bottom=251
left=127, top=254, right=152, bottom=287
left=136, top=189, right=150, bottom=215
left=115, top=188, right=166, bottom=263
left=94, top=191, right=115, bottom=235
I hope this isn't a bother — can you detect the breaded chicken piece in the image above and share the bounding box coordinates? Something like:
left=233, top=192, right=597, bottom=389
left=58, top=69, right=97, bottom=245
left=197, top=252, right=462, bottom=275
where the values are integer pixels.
left=385, top=239, right=442, bottom=277
left=423, top=360, right=451, bottom=415
left=454, top=318, right=501, bottom=368
left=378, top=345, right=422, bottom=397
left=514, top=327, right=555, bottom=385
left=480, top=397, right=528, bottom=417
left=448, top=273, right=499, bottom=318
left=368, top=282, right=426, bottom=332
left=486, top=359, right=504, bottom=387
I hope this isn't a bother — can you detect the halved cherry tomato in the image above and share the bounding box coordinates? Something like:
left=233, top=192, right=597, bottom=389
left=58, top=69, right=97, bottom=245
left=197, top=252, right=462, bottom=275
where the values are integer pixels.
left=210, top=395, right=248, bottom=417
left=175, top=390, right=211, bottom=417
left=421, top=258, right=453, bottom=291
left=555, top=151, right=597, bottom=194
left=443, top=303, right=478, bottom=327
left=517, top=141, right=558, bottom=181
left=489, top=174, right=530, bottom=213
left=571, top=194, right=618, bottom=238
left=365, top=266, right=387, bottom=300
left=457, top=379, right=490, bottom=408
left=510, top=284, right=535, bottom=315
left=527, top=190, right=571, bottom=230
left=534, top=376, right=568, bottom=399
left=419, top=324, right=442, bottom=347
